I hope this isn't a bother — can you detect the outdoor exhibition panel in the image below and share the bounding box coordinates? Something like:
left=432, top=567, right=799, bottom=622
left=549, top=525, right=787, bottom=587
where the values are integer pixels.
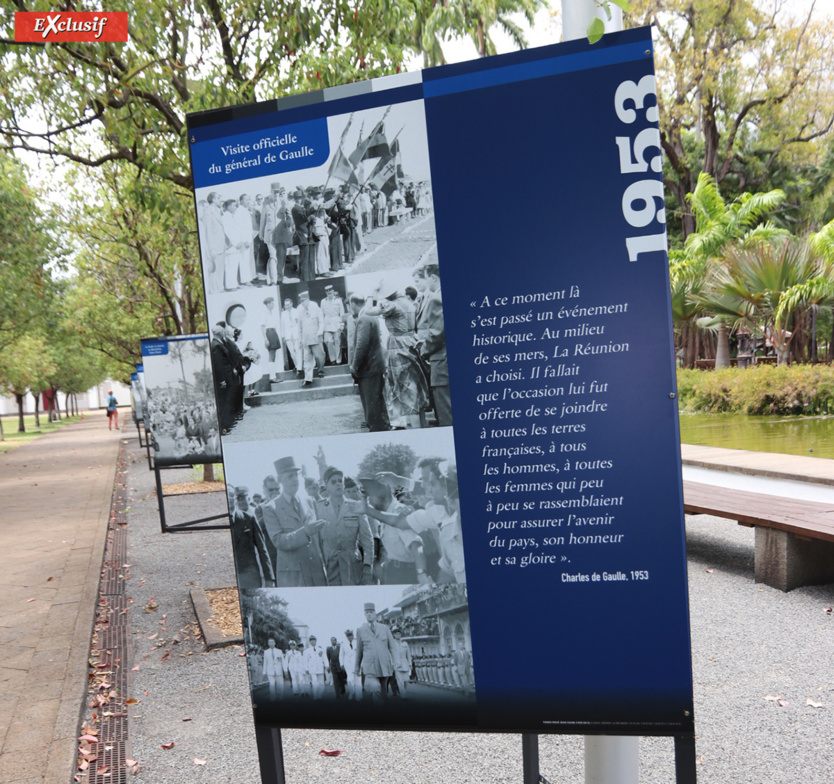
left=140, top=335, right=222, bottom=467
left=187, top=26, right=694, bottom=736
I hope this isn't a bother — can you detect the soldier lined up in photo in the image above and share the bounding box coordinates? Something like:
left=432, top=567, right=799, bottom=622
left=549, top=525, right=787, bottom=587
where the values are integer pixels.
left=226, top=446, right=465, bottom=589
left=211, top=260, right=449, bottom=433
left=249, top=594, right=473, bottom=703
left=197, top=179, right=433, bottom=293
left=144, top=386, right=220, bottom=460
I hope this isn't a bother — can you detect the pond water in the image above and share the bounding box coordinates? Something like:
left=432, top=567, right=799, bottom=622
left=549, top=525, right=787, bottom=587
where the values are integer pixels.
left=678, top=413, right=834, bottom=459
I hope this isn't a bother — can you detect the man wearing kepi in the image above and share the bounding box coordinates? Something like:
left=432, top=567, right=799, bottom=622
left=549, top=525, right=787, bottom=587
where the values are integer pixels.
left=315, top=465, right=374, bottom=586
left=259, top=457, right=326, bottom=586
left=354, top=602, right=396, bottom=704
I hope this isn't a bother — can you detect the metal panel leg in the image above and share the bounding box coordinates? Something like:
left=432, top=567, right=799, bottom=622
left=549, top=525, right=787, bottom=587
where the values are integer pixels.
left=255, top=724, right=287, bottom=784
left=522, top=734, right=540, bottom=784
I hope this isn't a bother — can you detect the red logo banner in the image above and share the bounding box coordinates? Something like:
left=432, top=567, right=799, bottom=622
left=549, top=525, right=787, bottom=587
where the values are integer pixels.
left=15, top=12, right=128, bottom=43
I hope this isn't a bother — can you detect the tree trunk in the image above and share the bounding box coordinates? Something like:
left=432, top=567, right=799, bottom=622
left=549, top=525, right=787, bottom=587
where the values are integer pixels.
left=203, top=464, right=215, bottom=482
left=32, top=391, right=41, bottom=429
left=714, top=324, right=731, bottom=368
left=0, top=416, right=5, bottom=440
left=16, top=393, right=25, bottom=433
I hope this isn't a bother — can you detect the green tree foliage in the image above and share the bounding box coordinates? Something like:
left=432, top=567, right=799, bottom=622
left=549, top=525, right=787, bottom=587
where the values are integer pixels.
left=0, top=0, right=426, bottom=188
left=705, top=236, right=834, bottom=365
left=0, top=153, right=59, bottom=352
left=0, top=334, right=56, bottom=432
left=243, top=590, right=300, bottom=649
left=421, top=0, right=544, bottom=60
left=630, top=0, right=834, bottom=238
left=357, top=443, right=418, bottom=480
left=671, top=173, right=788, bottom=366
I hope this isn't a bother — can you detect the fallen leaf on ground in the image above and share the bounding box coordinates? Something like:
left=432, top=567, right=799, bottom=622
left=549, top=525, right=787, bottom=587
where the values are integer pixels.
left=777, top=699, right=788, bottom=707
left=705, top=569, right=714, bottom=574
left=161, top=742, right=175, bottom=750
left=194, top=758, right=206, bottom=765
left=125, top=698, right=141, bottom=705
left=27, top=598, right=35, bottom=602
left=131, top=665, right=140, bottom=671
left=806, top=698, right=824, bottom=708
left=79, top=734, right=99, bottom=742
left=319, top=749, right=342, bottom=756
left=764, top=695, right=781, bottom=701
left=126, top=759, right=137, bottom=766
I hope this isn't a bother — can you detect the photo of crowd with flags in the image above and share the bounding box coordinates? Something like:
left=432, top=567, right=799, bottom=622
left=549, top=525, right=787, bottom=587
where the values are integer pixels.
left=194, top=100, right=436, bottom=295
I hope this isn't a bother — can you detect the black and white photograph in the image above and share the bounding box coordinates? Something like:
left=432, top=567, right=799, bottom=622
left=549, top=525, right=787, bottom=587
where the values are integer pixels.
left=134, top=365, right=148, bottom=420
left=194, top=100, right=437, bottom=300
left=211, top=260, right=450, bottom=440
left=223, top=427, right=465, bottom=589
left=130, top=378, right=144, bottom=423
left=243, top=584, right=476, bottom=728
left=139, top=335, right=222, bottom=466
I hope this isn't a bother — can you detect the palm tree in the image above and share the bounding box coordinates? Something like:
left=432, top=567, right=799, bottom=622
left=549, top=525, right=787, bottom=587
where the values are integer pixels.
left=674, top=173, right=788, bottom=367
left=418, top=0, right=544, bottom=63
left=706, top=237, right=834, bottom=365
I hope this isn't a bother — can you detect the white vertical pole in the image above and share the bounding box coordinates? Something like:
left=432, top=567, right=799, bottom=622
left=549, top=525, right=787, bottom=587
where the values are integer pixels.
left=585, top=736, right=640, bottom=784
left=561, top=0, right=622, bottom=41
left=559, top=2, right=640, bottom=782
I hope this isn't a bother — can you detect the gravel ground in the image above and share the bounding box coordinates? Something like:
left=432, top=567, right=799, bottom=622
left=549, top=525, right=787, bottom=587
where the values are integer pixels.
left=121, top=436, right=834, bottom=783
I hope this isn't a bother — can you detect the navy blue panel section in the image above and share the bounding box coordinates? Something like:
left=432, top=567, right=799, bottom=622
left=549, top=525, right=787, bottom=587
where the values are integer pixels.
left=135, top=364, right=144, bottom=373
left=140, top=339, right=168, bottom=357
left=422, top=25, right=692, bottom=732
left=424, top=40, right=650, bottom=98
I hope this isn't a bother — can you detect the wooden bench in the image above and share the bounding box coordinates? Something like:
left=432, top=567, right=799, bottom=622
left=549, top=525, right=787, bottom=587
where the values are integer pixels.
left=683, top=481, right=834, bottom=591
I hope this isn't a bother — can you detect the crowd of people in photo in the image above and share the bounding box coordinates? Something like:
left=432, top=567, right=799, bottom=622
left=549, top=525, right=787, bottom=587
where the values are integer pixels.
left=145, top=387, right=221, bottom=460
left=227, top=445, right=465, bottom=591
left=197, top=179, right=433, bottom=293
left=210, top=259, right=450, bottom=435
left=252, top=601, right=472, bottom=704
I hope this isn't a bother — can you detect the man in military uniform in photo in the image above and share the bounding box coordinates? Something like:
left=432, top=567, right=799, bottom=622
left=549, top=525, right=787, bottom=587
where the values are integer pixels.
left=315, top=465, right=374, bottom=586
left=259, top=456, right=326, bottom=586
left=339, top=629, right=360, bottom=700
left=296, top=290, right=326, bottom=386
left=320, top=285, right=345, bottom=365
left=354, top=602, right=396, bottom=704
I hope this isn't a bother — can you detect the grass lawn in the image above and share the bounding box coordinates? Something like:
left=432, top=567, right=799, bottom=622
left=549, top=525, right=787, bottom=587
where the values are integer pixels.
left=0, top=413, right=85, bottom=453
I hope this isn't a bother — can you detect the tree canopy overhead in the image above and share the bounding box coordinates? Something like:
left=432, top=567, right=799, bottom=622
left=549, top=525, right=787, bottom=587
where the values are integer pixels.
left=631, top=0, right=834, bottom=236
left=0, top=0, right=432, bottom=189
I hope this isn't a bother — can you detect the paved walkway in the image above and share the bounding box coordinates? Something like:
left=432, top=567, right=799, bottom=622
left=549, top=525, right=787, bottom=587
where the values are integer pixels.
left=681, top=443, right=834, bottom=485
left=0, top=411, right=122, bottom=784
